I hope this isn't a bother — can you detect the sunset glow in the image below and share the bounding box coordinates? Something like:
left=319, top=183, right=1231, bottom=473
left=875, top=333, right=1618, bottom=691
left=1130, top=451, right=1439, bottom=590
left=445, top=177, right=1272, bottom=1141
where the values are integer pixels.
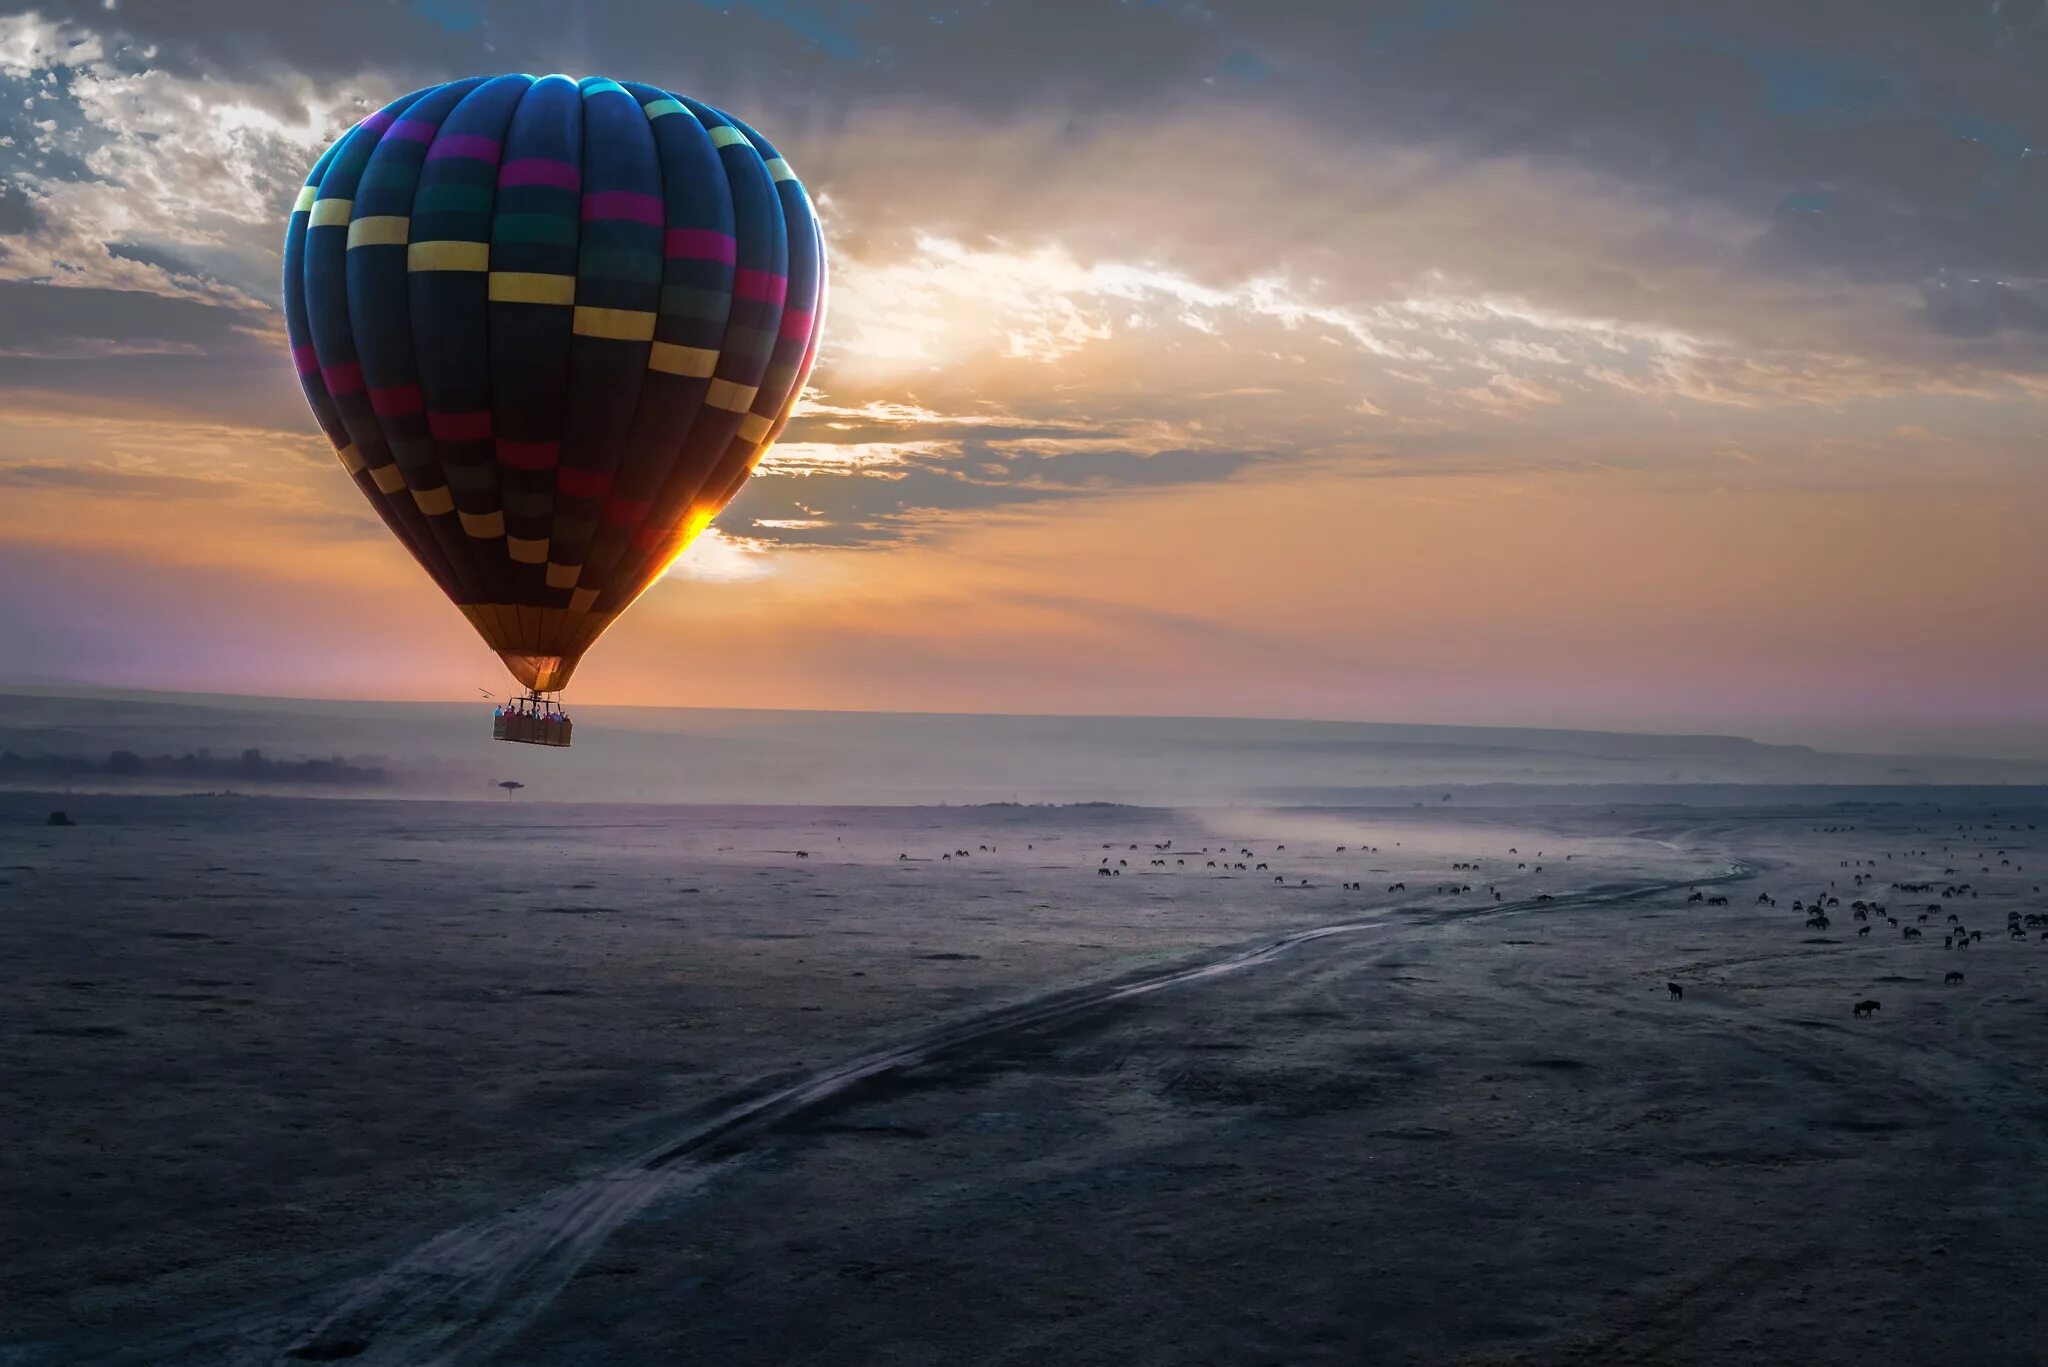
left=2, top=3, right=2043, bottom=748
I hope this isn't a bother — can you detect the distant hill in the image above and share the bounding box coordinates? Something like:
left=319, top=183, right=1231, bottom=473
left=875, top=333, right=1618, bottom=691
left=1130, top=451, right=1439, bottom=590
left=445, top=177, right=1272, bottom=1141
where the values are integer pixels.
left=2, top=685, right=2045, bottom=805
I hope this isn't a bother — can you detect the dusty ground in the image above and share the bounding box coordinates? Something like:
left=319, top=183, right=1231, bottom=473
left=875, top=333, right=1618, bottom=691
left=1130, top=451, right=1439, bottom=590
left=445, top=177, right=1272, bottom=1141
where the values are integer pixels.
left=3, top=794, right=2045, bottom=1365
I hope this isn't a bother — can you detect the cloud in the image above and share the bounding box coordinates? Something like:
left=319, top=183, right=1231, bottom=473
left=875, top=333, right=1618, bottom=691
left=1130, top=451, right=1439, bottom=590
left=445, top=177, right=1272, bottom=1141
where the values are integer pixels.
left=0, top=9, right=390, bottom=306
left=4, top=0, right=2045, bottom=573
left=0, top=456, right=228, bottom=496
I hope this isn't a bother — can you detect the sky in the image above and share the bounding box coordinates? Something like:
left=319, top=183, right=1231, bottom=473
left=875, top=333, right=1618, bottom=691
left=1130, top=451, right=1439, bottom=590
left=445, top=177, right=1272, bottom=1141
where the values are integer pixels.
left=1, top=0, right=2045, bottom=751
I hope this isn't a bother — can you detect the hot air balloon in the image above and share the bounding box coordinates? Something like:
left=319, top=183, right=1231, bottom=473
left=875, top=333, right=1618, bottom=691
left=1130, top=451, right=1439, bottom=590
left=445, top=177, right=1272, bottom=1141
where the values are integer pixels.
left=282, top=74, right=826, bottom=747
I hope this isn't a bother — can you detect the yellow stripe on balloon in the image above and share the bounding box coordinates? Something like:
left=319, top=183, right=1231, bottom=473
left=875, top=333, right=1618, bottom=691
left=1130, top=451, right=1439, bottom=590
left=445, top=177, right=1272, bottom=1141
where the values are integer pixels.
left=335, top=443, right=366, bottom=475
left=293, top=185, right=318, bottom=214
left=409, top=240, right=489, bottom=272
left=459, top=509, right=505, bottom=539
left=648, top=342, right=719, bottom=377
left=735, top=412, right=772, bottom=443
left=568, top=586, right=600, bottom=613
left=705, top=379, right=759, bottom=412
left=507, top=535, right=550, bottom=564
left=346, top=215, right=409, bottom=249
left=489, top=272, right=577, bottom=306
left=572, top=306, right=658, bottom=341
left=411, top=485, right=455, bottom=515
left=764, top=158, right=795, bottom=182
left=369, top=463, right=407, bottom=494
left=308, top=197, right=353, bottom=228
left=707, top=125, right=750, bottom=149
left=545, top=561, right=582, bottom=589
left=642, top=97, right=691, bottom=121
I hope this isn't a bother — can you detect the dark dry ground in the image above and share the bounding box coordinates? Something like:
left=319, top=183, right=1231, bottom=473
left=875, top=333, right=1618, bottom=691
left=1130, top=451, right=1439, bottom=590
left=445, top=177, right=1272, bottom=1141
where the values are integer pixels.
left=3, top=794, right=2046, bottom=1365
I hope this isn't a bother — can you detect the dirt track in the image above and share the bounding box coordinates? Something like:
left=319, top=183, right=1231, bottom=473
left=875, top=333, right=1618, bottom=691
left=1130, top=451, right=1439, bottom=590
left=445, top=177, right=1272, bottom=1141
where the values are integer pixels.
left=5, top=796, right=2045, bottom=1365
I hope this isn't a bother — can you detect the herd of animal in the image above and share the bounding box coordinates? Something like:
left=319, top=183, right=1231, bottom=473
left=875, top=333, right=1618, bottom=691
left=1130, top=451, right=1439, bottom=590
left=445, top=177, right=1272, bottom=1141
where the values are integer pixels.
left=1671, top=817, right=2043, bottom=1019
left=876, top=817, right=2041, bottom=1027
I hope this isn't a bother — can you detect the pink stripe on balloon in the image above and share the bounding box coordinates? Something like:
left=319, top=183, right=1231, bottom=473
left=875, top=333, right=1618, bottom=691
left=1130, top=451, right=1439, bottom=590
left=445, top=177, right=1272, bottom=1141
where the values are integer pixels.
left=369, top=384, right=424, bottom=417
left=359, top=111, right=396, bottom=136
left=778, top=309, right=813, bottom=340
left=581, top=190, right=663, bottom=224
left=497, top=440, right=560, bottom=471
left=321, top=362, right=363, bottom=395
left=428, top=410, right=494, bottom=442
left=498, top=158, right=581, bottom=191
left=292, top=345, right=320, bottom=375
left=732, top=269, right=788, bottom=305
left=603, top=497, right=651, bottom=526
left=386, top=118, right=438, bottom=144
left=663, top=228, right=737, bottom=263
left=556, top=466, right=614, bottom=499
left=426, top=133, right=502, bottom=163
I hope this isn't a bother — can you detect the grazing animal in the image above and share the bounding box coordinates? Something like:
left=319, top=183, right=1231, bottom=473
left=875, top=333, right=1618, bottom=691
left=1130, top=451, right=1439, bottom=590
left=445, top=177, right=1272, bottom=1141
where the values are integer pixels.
left=1707, top=895, right=1728, bottom=906
left=1687, top=891, right=1704, bottom=903
left=1667, top=982, right=1683, bottom=1001
left=1858, top=925, right=1870, bottom=937
left=1903, top=926, right=1922, bottom=939
left=1945, top=971, right=1964, bottom=985
left=1853, top=999, right=1881, bottom=1018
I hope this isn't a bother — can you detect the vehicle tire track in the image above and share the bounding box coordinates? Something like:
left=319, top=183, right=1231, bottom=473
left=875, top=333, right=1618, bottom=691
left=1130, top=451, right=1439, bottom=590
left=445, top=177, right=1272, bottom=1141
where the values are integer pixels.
left=91, top=866, right=1737, bottom=1367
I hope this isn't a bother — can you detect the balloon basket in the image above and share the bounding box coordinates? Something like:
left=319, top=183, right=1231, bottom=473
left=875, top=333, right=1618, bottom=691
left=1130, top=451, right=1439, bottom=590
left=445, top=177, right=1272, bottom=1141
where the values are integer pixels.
left=492, top=691, right=573, bottom=748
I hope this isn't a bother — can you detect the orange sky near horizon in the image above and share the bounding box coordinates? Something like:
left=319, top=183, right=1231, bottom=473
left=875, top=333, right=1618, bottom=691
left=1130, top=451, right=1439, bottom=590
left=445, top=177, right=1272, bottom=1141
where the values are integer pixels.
left=2, top=4, right=2045, bottom=750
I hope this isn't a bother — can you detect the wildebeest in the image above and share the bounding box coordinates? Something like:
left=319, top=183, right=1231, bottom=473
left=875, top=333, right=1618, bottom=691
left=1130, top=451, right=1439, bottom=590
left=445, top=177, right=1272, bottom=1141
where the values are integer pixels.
left=1903, top=926, right=1922, bottom=939
left=1945, top=971, right=1964, bottom=985
left=1667, top=982, right=1683, bottom=1001
left=1853, top=999, right=1881, bottom=1018
left=1858, top=925, right=1870, bottom=936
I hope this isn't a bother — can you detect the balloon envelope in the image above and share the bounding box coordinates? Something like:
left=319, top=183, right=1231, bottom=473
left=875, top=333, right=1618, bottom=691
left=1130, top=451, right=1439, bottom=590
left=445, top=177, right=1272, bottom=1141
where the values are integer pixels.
left=283, top=74, right=825, bottom=692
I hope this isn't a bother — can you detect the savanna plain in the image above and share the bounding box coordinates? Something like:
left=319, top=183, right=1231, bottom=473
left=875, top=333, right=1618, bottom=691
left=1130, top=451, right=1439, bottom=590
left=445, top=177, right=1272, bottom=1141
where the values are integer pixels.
left=4, top=792, right=2046, bottom=1365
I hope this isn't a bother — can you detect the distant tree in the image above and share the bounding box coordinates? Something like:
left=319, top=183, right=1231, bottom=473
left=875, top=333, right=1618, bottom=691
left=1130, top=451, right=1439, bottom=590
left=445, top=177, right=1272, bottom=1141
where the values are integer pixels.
left=106, top=750, right=144, bottom=776
left=498, top=780, right=525, bottom=799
